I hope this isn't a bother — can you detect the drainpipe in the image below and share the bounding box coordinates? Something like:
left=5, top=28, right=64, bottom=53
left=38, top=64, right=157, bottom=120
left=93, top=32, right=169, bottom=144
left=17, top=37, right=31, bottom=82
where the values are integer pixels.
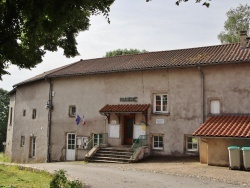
left=46, top=79, right=53, bottom=162
left=198, top=66, right=205, bottom=123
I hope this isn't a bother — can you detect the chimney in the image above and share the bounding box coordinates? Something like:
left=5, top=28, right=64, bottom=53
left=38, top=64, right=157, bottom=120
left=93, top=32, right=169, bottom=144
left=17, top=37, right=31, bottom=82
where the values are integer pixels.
left=240, top=31, right=248, bottom=48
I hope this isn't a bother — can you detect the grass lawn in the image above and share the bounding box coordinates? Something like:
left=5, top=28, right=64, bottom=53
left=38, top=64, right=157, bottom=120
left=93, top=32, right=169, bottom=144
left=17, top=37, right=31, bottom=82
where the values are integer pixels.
left=0, top=164, right=53, bottom=188
left=0, top=153, right=10, bottom=162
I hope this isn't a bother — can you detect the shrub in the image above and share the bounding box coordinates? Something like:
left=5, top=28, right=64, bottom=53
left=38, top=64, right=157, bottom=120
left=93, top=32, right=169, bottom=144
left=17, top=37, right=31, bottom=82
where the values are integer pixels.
left=50, top=169, right=82, bottom=188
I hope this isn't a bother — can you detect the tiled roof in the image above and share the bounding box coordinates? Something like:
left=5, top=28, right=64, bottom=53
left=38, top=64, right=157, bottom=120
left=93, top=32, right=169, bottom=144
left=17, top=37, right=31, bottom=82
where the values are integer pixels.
left=100, top=104, right=150, bottom=113
left=14, top=64, right=72, bottom=87
left=15, top=42, right=250, bottom=86
left=193, top=115, right=250, bottom=138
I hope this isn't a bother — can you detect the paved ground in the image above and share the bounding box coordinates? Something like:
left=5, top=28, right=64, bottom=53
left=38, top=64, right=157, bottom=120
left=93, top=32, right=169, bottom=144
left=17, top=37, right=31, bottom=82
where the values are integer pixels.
left=18, top=156, right=250, bottom=188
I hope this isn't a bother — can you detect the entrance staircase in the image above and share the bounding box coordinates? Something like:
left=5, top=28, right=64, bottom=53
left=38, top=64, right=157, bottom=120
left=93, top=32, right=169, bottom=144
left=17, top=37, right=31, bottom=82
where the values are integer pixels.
left=86, top=146, right=134, bottom=163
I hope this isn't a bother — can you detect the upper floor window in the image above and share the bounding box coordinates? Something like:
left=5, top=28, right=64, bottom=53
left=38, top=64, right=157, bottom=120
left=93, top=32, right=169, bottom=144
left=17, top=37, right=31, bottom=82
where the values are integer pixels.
left=68, top=105, right=76, bottom=117
left=32, top=109, right=36, bottom=119
left=153, top=94, right=168, bottom=113
left=210, top=99, right=220, bottom=114
left=23, top=109, right=26, bottom=117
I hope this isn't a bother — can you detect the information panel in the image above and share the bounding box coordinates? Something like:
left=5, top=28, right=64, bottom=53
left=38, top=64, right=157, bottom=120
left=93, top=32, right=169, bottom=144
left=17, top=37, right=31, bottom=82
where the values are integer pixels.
left=133, top=124, right=146, bottom=139
left=109, top=124, right=120, bottom=138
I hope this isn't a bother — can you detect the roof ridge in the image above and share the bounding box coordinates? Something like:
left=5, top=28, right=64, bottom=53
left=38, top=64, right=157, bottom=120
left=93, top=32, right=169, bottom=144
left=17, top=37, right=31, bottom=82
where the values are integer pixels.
left=74, top=43, right=241, bottom=62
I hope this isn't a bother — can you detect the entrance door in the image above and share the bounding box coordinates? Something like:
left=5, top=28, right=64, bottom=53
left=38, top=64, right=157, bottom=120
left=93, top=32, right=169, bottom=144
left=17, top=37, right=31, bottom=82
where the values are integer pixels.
left=124, top=116, right=134, bottom=145
left=66, top=133, right=76, bottom=161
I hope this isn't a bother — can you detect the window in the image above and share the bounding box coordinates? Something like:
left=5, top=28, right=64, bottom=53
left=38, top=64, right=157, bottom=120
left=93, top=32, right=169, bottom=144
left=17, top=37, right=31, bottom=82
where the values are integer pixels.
left=9, top=107, right=13, bottom=125
left=153, top=135, right=163, bottom=150
left=20, top=136, right=25, bottom=147
left=186, top=136, right=198, bottom=152
left=29, top=137, right=36, bottom=158
left=93, top=134, right=103, bottom=146
left=210, top=99, right=220, bottom=114
left=32, top=109, right=36, bottom=119
left=68, top=105, right=76, bottom=117
left=76, top=137, right=82, bottom=149
left=153, top=94, right=168, bottom=113
left=23, top=109, right=26, bottom=117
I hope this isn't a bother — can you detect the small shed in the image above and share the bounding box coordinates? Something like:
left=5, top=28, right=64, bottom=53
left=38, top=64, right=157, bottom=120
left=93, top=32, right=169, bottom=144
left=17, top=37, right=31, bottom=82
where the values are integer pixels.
left=193, top=115, right=250, bottom=166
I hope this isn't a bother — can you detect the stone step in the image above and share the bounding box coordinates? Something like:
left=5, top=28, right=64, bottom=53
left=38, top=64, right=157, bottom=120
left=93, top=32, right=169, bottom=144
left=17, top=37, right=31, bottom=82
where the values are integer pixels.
left=99, top=148, right=133, bottom=152
left=96, top=150, right=133, bottom=155
left=88, top=159, right=129, bottom=164
left=92, top=156, right=131, bottom=161
left=87, top=146, right=135, bottom=164
left=95, top=153, right=132, bottom=158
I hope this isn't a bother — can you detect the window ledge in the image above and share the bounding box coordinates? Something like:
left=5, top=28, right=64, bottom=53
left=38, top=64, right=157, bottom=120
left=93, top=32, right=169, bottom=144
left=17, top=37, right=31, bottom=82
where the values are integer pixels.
left=152, top=148, right=164, bottom=150
left=151, top=113, right=170, bottom=116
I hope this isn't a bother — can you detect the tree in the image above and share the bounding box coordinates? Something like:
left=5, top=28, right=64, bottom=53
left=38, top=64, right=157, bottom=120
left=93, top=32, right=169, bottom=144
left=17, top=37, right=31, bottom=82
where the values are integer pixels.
left=146, top=0, right=211, bottom=8
left=0, top=88, right=9, bottom=152
left=105, top=48, right=148, bottom=57
left=218, top=4, right=250, bottom=44
left=0, top=0, right=115, bottom=80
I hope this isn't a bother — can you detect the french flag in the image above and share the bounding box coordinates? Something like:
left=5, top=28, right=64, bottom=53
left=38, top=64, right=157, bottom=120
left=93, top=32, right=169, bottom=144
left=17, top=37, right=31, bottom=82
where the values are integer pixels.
left=82, top=115, right=86, bottom=125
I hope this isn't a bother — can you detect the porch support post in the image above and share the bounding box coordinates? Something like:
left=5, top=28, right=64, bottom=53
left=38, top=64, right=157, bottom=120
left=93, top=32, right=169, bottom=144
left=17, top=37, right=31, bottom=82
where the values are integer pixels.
left=115, top=113, right=121, bottom=123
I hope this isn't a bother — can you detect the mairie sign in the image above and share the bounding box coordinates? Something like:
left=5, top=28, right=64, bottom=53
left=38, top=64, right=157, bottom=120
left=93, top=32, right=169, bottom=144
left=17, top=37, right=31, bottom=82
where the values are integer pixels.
left=120, top=97, right=138, bottom=102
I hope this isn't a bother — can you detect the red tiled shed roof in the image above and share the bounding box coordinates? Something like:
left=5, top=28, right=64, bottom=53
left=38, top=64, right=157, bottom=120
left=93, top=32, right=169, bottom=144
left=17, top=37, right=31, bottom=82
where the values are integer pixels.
left=193, top=115, right=250, bottom=138
left=100, top=104, right=150, bottom=113
left=14, top=42, right=250, bottom=87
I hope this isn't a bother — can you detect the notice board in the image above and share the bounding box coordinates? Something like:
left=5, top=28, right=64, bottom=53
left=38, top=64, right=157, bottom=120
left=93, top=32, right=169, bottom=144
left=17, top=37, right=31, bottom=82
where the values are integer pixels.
left=109, top=124, right=120, bottom=138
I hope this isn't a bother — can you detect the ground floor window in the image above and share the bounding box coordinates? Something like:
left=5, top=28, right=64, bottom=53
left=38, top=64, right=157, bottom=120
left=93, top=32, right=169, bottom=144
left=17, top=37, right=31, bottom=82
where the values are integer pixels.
left=20, top=136, right=25, bottom=147
left=93, top=134, right=103, bottom=146
left=153, top=135, right=163, bottom=150
left=29, top=137, right=36, bottom=158
left=186, top=136, right=199, bottom=152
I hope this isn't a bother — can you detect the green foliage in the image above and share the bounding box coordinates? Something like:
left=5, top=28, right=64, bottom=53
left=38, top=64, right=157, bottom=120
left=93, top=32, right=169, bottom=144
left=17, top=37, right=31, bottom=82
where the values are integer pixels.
left=0, top=88, right=9, bottom=152
left=50, top=169, right=83, bottom=188
left=0, top=164, right=52, bottom=187
left=105, top=48, right=148, bottom=57
left=218, top=4, right=250, bottom=44
left=0, top=0, right=115, bottom=80
left=0, top=152, right=10, bottom=162
left=146, top=0, right=211, bottom=7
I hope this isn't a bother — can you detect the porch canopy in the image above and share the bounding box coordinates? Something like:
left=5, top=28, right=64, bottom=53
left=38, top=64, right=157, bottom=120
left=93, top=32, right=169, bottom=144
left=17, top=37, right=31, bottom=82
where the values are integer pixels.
left=193, top=114, right=250, bottom=138
left=99, top=104, right=150, bottom=125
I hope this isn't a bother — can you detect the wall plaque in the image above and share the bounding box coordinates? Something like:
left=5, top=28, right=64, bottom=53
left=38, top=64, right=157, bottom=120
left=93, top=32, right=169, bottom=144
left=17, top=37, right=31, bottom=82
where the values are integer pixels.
left=156, top=119, right=165, bottom=124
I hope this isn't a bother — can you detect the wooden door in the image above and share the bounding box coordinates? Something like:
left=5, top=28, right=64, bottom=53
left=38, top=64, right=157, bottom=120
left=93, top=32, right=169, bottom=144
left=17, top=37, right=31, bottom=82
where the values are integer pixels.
left=124, top=115, right=134, bottom=145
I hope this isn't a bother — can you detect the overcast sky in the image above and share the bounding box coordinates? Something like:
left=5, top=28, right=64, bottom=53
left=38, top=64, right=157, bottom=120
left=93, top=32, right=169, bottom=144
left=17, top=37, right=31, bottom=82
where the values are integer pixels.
left=1, top=0, right=249, bottom=91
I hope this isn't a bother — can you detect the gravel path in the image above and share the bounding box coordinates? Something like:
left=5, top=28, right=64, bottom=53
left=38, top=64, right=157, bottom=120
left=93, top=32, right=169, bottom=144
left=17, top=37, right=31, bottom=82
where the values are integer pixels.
left=18, top=156, right=250, bottom=188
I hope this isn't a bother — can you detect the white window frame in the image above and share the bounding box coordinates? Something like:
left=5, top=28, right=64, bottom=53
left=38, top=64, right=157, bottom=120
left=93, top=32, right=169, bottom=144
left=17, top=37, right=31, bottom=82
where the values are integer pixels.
left=210, top=99, right=220, bottom=114
left=68, top=105, right=76, bottom=117
left=93, top=134, right=103, bottom=146
left=153, top=135, right=164, bottom=150
left=153, top=94, right=168, bottom=113
left=186, top=136, right=198, bottom=152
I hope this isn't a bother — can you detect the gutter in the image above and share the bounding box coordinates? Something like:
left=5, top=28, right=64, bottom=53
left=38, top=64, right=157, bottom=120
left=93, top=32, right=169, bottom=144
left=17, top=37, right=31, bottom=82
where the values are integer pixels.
left=198, top=66, right=205, bottom=123
left=195, top=136, right=250, bottom=140
left=46, top=79, right=53, bottom=162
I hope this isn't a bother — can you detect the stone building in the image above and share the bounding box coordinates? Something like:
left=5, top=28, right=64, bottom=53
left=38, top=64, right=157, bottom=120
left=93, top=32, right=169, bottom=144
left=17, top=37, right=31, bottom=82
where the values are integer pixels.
left=5, top=34, right=250, bottom=165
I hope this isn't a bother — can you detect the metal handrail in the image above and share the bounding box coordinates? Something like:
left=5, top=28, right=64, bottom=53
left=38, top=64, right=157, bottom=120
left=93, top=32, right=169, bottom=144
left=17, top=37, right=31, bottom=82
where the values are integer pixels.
left=131, top=135, right=148, bottom=151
